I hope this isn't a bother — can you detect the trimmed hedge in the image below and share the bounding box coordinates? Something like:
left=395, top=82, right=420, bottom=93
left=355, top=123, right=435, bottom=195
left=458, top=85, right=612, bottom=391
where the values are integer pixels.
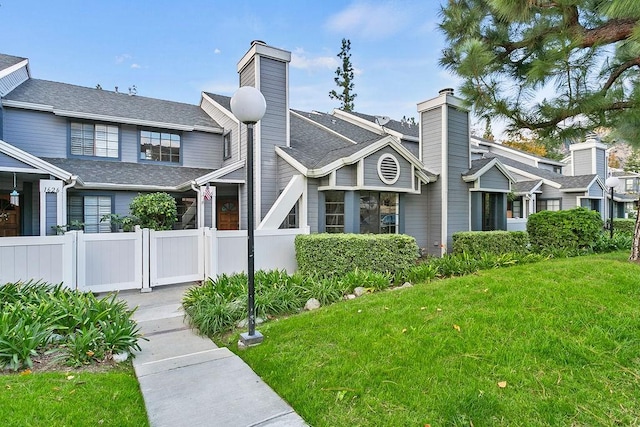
left=527, top=207, right=603, bottom=252
left=612, top=218, right=636, bottom=235
left=452, top=230, right=529, bottom=256
left=295, top=233, right=419, bottom=277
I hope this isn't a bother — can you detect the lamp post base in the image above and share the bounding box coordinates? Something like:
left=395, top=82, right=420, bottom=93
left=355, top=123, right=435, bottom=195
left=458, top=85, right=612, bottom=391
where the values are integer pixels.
left=238, top=331, right=264, bottom=348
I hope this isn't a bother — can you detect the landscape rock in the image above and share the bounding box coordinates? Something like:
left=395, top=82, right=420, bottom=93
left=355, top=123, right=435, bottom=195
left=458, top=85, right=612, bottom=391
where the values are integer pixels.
left=354, top=286, right=367, bottom=297
left=345, top=294, right=356, bottom=300
left=236, top=317, right=265, bottom=328
left=304, top=298, right=321, bottom=311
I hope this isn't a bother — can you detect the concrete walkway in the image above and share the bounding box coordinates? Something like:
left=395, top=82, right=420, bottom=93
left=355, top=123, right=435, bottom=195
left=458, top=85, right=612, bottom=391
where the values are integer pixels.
left=117, top=283, right=307, bottom=427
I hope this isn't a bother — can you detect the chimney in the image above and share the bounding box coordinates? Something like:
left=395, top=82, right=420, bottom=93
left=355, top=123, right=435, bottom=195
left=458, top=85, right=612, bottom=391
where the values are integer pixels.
left=236, top=42, right=292, bottom=225
left=417, top=91, right=470, bottom=256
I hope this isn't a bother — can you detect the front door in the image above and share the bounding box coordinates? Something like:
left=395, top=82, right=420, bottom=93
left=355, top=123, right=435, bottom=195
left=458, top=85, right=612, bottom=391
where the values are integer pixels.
left=0, top=195, right=20, bottom=237
left=217, top=198, right=239, bottom=230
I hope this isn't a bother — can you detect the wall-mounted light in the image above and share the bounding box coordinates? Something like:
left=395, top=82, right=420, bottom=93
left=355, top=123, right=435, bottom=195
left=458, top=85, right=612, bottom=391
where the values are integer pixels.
left=9, top=173, right=19, bottom=206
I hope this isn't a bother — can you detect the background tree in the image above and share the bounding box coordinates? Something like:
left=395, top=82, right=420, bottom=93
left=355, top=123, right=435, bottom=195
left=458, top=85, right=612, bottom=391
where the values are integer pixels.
left=440, top=0, right=640, bottom=145
left=329, top=38, right=357, bottom=111
left=625, top=149, right=640, bottom=173
left=502, top=133, right=549, bottom=158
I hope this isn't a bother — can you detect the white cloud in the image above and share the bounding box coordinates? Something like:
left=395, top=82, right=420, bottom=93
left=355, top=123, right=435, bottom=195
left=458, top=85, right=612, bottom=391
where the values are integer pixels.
left=131, top=63, right=141, bottom=69
left=115, top=54, right=132, bottom=64
left=290, top=48, right=338, bottom=71
left=325, top=2, right=411, bottom=39
left=214, top=48, right=221, bottom=54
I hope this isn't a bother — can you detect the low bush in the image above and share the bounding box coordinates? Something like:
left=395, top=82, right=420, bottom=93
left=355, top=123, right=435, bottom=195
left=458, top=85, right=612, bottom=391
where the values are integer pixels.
left=612, top=218, right=636, bottom=235
left=527, top=207, right=603, bottom=252
left=295, top=233, right=419, bottom=277
left=0, top=282, right=143, bottom=371
left=452, top=230, right=529, bottom=256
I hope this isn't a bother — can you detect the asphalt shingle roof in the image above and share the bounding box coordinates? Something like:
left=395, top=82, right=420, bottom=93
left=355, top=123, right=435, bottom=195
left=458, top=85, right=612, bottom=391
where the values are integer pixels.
left=203, top=92, right=232, bottom=111
left=5, top=79, right=221, bottom=130
left=293, top=110, right=382, bottom=145
left=464, top=158, right=494, bottom=176
left=283, top=113, right=360, bottom=168
left=346, top=111, right=420, bottom=138
left=0, top=53, right=26, bottom=71
left=554, top=174, right=598, bottom=190
left=43, top=158, right=213, bottom=188
left=512, top=180, right=542, bottom=193
left=485, top=153, right=600, bottom=191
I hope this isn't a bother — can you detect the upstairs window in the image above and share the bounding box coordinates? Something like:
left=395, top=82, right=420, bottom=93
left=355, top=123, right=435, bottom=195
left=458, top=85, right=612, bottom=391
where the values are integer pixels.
left=223, top=131, right=232, bottom=159
left=140, top=130, right=181, bottom=163
left=70, top=122, right=119, bottom=158
left=536, top=198, right=561, bottom=212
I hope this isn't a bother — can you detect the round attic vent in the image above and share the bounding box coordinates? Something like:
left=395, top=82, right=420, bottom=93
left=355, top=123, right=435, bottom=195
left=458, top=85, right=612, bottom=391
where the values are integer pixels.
left=377, top=154, right=400, bottom=185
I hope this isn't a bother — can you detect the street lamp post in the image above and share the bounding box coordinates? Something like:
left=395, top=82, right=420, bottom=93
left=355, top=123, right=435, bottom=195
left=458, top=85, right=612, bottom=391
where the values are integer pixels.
left=605, top=175, right=620, bottom=239
left=230, top=86, right=267, bottom=346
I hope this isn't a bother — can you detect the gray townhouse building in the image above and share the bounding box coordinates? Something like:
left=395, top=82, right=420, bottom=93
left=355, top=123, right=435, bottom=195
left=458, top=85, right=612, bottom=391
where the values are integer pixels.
left=0, top=41, right=618, bottom=256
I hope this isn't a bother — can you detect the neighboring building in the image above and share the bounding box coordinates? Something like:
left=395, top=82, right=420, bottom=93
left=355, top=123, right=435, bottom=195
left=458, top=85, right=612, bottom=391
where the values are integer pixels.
left=0, top=41, right=616, bottom=255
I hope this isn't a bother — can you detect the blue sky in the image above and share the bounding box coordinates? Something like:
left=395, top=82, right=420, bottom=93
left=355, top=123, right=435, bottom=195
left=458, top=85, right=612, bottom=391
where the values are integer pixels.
left=2, top=0, right=460, bottom=123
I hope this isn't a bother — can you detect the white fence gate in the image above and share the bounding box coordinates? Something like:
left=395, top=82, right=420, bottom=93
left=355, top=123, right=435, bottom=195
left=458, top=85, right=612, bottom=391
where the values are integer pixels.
left=0, top=227, right=308, bottom=293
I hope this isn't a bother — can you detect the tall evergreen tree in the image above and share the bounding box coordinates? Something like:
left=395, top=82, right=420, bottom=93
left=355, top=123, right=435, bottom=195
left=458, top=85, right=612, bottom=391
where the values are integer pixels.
left=439, top=0, right=640, bottom=144
left=329, top=38, right=357, bottom=111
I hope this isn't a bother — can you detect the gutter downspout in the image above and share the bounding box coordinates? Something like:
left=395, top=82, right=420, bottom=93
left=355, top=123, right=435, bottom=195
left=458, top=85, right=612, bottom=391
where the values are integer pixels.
left=61, top=176, right=78, bottom=226
left=191, top=181, right=203, bottom=228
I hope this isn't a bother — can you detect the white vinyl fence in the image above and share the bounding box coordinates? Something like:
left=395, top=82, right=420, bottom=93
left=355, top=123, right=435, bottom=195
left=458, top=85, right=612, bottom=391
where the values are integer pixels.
left=0, top=227, right=308, bottom=293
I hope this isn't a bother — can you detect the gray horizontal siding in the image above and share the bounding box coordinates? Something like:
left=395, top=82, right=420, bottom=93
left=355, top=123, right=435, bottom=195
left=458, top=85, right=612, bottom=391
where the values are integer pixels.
left=447, top=107, right=470, bottom=245
left=335, top=165, right=357, bottom=186
left=307, top=179, right=319, bottom=232
left=277, top=157, right=297, bottom=190
left=588, top=182, right=603, bottom=197
left=539, top=184, right=562, bottom=199
left=403, top=191, right=428, bottom=248
left=0, top=151, right=35, bottom=168
left=201, top=97, right=240, bottom=164
left=596, top=149, right=606, bottom=179
left=479, top=166, right=510, bottom=190
left=3, top=108, right=67, bottom=157
left=421, top=108, right=442, bottom=174
left=425, top=182, right=442, bottom=256
left=182, top=130, right=223, bottom=169
left=572, top=149, right=593, bottom=175
left=258, top=57, right=287, bottom=220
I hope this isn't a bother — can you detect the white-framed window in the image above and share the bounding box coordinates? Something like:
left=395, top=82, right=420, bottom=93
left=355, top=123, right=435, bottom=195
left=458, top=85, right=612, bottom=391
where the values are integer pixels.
left=70, top=122, right=119, bottom=158
left=536, top=198, right=561, bottom=212
left=325, top=191, right=344, bottom=233
left=140, top=130, right=181, bottom=163
left=625, top=179, right=634, bottom=192
left=68, top=195, right=112, bottom=233
left=223, top=131, right=232, bottom=160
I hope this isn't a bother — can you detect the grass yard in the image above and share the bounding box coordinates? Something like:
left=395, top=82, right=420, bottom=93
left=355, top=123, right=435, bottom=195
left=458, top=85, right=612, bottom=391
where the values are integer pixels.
left=0, top=364, right=148, bottom=427
left=233, top=252, right=640, bottom=426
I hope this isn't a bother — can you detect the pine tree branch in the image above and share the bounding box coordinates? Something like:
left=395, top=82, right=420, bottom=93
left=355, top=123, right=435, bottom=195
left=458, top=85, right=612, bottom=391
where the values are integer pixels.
left=602, top=57, right=640, bottom=92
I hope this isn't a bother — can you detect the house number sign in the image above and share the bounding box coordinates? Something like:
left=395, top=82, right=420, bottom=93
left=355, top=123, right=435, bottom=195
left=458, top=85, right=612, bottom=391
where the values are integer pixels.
left=44, top=187, right=60, bottom=193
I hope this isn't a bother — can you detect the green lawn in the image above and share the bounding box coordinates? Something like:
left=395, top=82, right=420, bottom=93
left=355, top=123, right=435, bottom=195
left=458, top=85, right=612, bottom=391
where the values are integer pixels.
left=233, top=252, right=640, bottom=426
left=0, top=364, right=148, bottom=427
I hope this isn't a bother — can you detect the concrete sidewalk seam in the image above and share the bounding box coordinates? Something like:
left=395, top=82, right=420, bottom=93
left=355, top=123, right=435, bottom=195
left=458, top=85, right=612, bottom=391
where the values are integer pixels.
left=247, top=410, right=297, bottom=427
left=137, top=348, right=231, bottom=366
left=143, top=325, right=191, bottom=337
